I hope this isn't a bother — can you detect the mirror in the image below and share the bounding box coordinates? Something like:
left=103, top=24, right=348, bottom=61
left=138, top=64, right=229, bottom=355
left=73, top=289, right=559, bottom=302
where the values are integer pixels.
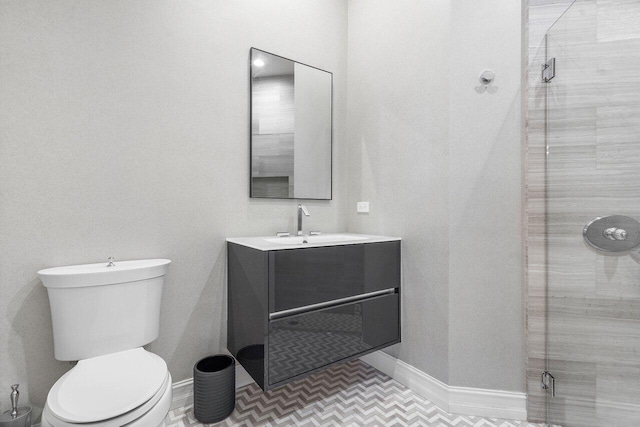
left=250, top=48, right=332, bottom=199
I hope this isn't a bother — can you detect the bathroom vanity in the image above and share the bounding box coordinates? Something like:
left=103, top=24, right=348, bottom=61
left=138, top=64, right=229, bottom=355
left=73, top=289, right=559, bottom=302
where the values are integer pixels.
left=227, top=234, right=401, bottom=390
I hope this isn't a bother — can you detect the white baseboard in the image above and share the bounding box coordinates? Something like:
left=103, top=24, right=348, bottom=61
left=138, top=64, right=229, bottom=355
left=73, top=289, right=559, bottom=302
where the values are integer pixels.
left=448, top=385, right=527, bottom=420
left=234, top=363, right=255, bottom=388
left=361, top=350, right=450, bottom=411
left=360, top=351, right=527, bottom=421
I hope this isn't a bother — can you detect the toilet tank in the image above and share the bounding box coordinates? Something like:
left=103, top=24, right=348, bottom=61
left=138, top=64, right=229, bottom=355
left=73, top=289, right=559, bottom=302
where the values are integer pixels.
left=39, top=259, right=171, bottom=361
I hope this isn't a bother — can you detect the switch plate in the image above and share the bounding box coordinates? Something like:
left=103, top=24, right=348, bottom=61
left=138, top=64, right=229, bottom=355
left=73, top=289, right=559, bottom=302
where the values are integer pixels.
left=357, top=201, right=370, bottom=213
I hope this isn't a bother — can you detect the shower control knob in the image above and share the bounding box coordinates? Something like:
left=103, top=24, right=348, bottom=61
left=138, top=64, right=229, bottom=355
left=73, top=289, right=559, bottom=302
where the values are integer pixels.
left=584, top=215, right=640, bottom=252
left=604, top=227, right=627, bottom=241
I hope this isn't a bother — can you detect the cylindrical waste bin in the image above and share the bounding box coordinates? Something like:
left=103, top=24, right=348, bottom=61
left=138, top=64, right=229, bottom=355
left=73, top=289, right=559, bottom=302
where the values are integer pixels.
left=193, top=354, right=235, bottom=423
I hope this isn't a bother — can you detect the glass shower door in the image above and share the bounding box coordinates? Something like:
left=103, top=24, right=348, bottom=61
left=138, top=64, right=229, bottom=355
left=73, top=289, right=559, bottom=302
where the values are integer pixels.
left=545, top=0, right=640, bottom=425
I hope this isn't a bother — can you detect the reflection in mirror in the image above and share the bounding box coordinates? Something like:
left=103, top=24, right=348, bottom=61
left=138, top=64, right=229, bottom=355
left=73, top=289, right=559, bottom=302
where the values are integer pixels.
left=250, top=48, right=332, bottom=199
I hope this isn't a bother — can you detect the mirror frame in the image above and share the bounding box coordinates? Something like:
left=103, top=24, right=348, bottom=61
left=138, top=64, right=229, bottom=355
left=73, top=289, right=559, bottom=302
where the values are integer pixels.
left=249, top=47, right=333, bottom=200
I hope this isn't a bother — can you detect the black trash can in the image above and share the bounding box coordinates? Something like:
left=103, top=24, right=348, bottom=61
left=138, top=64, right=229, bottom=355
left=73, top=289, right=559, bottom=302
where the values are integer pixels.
left=193, top=354, right=235, bottom=423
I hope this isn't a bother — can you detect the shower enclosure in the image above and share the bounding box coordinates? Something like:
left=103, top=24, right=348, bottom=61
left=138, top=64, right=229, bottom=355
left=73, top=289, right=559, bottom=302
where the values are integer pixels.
left=539, top=0, right=640, bottom=425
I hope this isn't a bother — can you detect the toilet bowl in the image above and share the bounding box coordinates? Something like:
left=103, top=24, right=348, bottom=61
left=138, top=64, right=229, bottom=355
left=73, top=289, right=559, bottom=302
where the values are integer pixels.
left=38, top=259, right=173, bottom=427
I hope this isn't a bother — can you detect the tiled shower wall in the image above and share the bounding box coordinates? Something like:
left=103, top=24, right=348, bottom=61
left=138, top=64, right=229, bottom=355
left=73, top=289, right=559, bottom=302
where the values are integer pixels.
left=525, top=0, right=640, bottom=424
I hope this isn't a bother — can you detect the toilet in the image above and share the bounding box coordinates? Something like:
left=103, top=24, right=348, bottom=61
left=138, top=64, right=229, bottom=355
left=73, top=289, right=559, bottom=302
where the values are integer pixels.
left=38, top=259, right=172, bottom=427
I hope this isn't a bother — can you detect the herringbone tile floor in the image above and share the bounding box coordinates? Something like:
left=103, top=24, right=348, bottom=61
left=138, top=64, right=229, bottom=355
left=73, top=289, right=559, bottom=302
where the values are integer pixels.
left=164, top=359, right=543, bottom=427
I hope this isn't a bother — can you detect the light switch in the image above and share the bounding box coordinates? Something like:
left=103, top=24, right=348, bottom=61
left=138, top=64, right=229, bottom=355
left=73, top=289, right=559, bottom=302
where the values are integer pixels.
left=357, top=201, right=370, bottom=213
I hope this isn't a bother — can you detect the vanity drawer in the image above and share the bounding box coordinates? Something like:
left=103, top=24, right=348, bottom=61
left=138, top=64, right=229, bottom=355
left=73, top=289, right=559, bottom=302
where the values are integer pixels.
left=267, top=292, right=399, bottom=386
left=268, top=241, right=400, bottom=313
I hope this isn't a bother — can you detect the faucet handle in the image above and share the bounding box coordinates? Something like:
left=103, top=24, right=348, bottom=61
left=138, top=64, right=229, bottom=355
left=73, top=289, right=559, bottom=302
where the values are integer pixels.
left=106, top=257, right=115, bottom=267
left=309, top=231, right=322, bottom=236
left=276, top=232, right=290, bottom=237
left=298, top=204, right=310, bottom=216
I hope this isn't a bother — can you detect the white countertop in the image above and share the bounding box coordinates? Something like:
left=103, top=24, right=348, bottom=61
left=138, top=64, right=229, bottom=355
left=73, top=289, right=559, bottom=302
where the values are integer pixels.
left=226, top=233, right=401, bottom=251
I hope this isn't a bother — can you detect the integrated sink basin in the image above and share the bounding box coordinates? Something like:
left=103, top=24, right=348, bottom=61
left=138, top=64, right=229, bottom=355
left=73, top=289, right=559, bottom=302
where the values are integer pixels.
left=227, top=233, right=400, bottom=251
left=264, top=234, right=369, bottom=245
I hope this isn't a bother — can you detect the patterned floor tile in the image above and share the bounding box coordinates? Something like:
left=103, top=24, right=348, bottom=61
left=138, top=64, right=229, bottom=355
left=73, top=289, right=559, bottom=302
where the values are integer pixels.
left=165, top=359, right=543, bottom=427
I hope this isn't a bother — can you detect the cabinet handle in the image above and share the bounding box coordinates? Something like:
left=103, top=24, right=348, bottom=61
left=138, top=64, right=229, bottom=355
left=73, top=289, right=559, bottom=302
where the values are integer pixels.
left=269, top=288, right=397, bottom=320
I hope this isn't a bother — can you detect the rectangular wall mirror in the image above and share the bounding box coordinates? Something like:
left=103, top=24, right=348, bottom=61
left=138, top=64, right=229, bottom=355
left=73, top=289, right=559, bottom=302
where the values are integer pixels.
left=250, top=48, right=332, bottom=199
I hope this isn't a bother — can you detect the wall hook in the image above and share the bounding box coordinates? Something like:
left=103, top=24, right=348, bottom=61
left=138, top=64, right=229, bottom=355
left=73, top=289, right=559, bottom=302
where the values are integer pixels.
left=475, top=69, right=498, bottom=94
left=480, top=69, right=495, bottom=88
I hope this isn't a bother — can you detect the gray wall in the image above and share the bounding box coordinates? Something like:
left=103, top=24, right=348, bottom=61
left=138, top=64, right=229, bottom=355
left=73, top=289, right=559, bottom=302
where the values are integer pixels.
left=347, top=0, right=525, bottom=392
left=0, top=0, right=348, bottom=412
left=448, top=0, right=524, bottom=391
left=346, top=0, right=452, bottom=384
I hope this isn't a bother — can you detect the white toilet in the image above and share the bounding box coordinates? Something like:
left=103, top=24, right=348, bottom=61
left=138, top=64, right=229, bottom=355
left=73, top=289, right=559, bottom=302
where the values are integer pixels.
left=38, top=259, right=173, bottom=427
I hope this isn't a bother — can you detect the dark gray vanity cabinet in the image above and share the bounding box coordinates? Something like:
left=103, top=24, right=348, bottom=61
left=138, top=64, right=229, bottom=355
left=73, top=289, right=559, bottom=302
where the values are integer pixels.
left=227, top=240, right=401, bottom=390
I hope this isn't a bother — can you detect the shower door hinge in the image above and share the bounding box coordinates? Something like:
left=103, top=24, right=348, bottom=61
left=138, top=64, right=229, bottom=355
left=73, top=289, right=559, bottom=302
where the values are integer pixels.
left=541, top=371, right=556, bottom=397
left=542, top=57, right=556, bottom=83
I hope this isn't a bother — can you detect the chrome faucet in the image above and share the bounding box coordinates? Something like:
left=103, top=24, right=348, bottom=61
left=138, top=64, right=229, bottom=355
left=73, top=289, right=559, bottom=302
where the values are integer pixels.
left=297, top=204, right=310, bottom=236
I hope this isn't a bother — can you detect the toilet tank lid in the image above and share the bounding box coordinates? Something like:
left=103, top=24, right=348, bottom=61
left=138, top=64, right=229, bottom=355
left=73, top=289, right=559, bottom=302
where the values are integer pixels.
left=38, top=259, right=171, bottom=288
left=46, top=348, right=168, bottom=423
